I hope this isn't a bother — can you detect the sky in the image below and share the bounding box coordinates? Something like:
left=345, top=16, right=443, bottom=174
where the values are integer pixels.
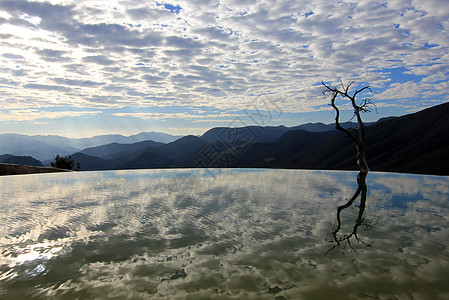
left=0, top=0, right=448, bottom=138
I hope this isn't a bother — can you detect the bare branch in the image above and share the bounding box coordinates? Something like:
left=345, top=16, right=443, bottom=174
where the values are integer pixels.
left=321, top=80, right=334, bottom=93
left=322, top=80, right=376, bottom=255
left=322, top=80, right=371, bottom=175
left=353, top=86, right=372, bottom=99
left=345, top=81, right=355, bottom=94
left=329, top=93, right=357, bottom=144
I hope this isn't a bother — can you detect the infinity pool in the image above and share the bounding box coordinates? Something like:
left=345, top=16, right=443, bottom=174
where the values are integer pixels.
left=1, top=169, right=448, bottom=299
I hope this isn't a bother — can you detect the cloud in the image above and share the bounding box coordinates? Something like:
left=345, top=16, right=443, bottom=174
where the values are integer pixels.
left=2, top=53, right=24, bottom=60
left=23, top=83, right=71, bottom=92
left=165, top=36, right=204, bottom=51
left=404, top=64, right=447, bottom=76
left=52, top=78, right=104, bottom=87
left=170, top=74, right=203, bottom=88
left=142, top=75, right=165, bottom=83
left=112, top=111, right=240, bottom=120
left=0, top=78, right=19, bottom=86
left=127, top=6, right=172, bottom=20
left=0, top=0, right=448, bottom=126
left=0, top=108, right=101, bottom=121
left=376, top=79, right=449, bottom=102
left=82, top=55, right=115, bottom=66
left=35, top=49, right=71, bottom=62
left=78, top=23, right=163, bottom=48
left=193, top=26, right=235, bottom=41
left=0, top=0, right=73, bottom=20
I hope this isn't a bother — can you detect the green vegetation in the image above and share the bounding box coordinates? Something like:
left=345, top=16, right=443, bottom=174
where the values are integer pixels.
left=51, top=154, right=80, bottom=170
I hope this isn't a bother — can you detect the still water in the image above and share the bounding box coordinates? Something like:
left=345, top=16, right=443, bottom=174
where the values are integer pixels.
left=0, top=169, right=448, bottom=299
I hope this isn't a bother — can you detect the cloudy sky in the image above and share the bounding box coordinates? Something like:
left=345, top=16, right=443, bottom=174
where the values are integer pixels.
left=0, top=0, right=448, bottom=137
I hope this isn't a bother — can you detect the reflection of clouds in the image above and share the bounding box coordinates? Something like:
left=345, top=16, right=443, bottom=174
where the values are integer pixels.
left=0, top=170, right=448, bottom=298
left=372, top=172, right=449, bottom=200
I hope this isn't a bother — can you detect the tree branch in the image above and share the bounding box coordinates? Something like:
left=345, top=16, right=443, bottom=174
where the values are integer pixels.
left=322, top=80, right=371, bottom=174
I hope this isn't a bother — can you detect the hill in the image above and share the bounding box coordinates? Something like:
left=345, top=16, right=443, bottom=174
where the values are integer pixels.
left=0, top=134, right=78, bottom=161
left=3, top=103, right=446, bottom=176
left=64, top=131, right=180, bottom=148
left=291, top=120, right=378, bottom=132
left=0, top=131, right=181, bottom=161
left=201, top=126, right=290, bottom=144
left=269, top=102, right=449, bottom=175
left=200, top=121, right=380, bottom=144
left=64, top=102, right=449, bottom=175
left=1, top=155, right=43, bottom=167
left=73, top=135, right=207, bottom=171
left=230, top=130, right=336, bottom=167
left=79, top=140, right=164, bottom=160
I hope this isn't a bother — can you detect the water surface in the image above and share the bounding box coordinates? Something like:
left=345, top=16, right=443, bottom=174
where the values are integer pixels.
left=0, top=169, right=448, bottom=299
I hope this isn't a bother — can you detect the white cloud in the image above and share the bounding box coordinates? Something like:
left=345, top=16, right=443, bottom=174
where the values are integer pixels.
left=0, top=108, right=101, bottom=121
left=23, top=83, right=71, bottom=91
left=112, top=111, right=240, bottom=120
left=376, top=80, right=449, bottom=102
left=0, top=0, right=448, bottom=125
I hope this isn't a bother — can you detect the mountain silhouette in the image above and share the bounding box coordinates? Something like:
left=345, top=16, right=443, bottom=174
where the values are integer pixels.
left=2, top=103, right=448, bottom=176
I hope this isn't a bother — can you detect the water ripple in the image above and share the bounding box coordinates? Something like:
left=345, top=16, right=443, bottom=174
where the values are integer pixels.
left=0, top=169, right=448, bottom=299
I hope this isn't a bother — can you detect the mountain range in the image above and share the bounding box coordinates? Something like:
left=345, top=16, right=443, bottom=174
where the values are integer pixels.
left=0, top=121, right=366, bottom=162
left=1, top=103, right=448, bottom=175
left=0, top=154, right=43, bottom=167
left=0, top=131, right=182, bottom=161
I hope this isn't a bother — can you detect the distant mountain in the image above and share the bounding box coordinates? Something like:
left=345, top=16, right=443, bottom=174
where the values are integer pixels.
left=79, top=140, right=164, bottom=160
left=112, top=150, right=174, bottom=170
left=0, top=134, right=78, bottom=161
left=201, top=126, right=290, bottom=144
left=290, top=118, right=398, bottom=132
left=70, top=153, right=110, bottom=171
left=0, top=155, right=43, bottom=167
left=3, top=105, right=446, bottom=176
left=73, top=135, right=207, bottom=171
left=0, top=131, right=181, bottom=161
left=126, top=132, right=181, bottom=144
left=261, top=102, right=449, bottom=175
left=65, top=131, right=181, bottom=149
left=73, top=102, right=447, bottom=175
left=157, top=135, right=207, bottom=159
left=200, top=119, right=390, bottom=144
left=0, top=154, right=14, bottom=162
left=231, top=130, right=336, bottom=167
left=292, top=121, right=366, bottom=132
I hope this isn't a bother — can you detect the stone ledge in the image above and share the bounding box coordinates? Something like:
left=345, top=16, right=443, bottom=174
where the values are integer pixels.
left=0, top=163, right=72, bottom=176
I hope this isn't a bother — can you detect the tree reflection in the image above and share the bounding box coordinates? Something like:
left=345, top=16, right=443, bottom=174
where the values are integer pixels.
left=325, top=171, right=376, bottom=255
left=321, top=80, right=377, bottom=255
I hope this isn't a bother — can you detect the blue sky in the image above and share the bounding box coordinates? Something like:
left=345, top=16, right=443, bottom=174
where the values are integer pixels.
left=0, top=0, right=448, bottom=138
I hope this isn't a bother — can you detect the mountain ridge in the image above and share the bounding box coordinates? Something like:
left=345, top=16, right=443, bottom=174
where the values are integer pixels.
left=1, top=103, right=447, bottom=175
left=102, top=102, right=448, bottom=175
left=0, top=131, right=182, bottom=161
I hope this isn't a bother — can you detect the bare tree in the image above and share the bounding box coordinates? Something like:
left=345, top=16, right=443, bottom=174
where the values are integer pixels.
left=321, top=80, right=373, bottom=176
left=322, top=80, right=375, bottom=254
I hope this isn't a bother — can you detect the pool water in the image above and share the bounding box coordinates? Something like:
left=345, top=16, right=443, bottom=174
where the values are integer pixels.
left=0, top=169, right=448, bottom=299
